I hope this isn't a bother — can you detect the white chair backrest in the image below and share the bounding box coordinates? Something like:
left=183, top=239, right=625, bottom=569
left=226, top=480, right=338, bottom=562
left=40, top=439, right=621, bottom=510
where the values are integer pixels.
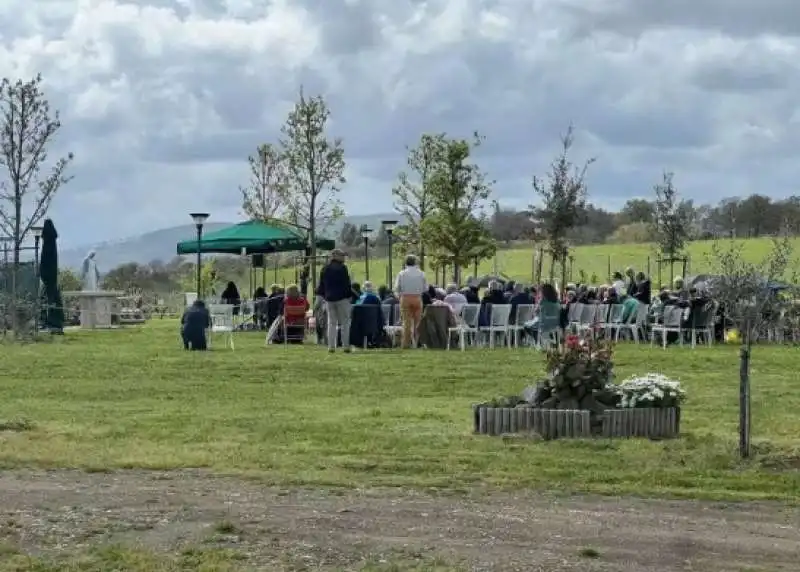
left=663, top=305, right=683, bottom=327
left=635, top=303, right=649, bottom=325
left=208, top=304, right=234, bottom=329
left=489, top=304, right=512, bottom=327
left=567, top=302, right=583, bottom=323
left=381, top=304, right=393, bottom=324
left=460, top=303, right=480, bottom=328
left=185, top=292, right=198, bottom=307
left=579, top=304, right=596, bottom=324
left=608, top=304, right=625, bottom=324
left=515, top=304, right=536, bottom=325
left=596, top=305, right=611, bottom=324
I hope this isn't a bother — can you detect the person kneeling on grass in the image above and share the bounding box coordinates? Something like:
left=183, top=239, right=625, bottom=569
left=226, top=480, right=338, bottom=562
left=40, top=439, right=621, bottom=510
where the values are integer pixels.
left=181, top=299, right=211, bottom=350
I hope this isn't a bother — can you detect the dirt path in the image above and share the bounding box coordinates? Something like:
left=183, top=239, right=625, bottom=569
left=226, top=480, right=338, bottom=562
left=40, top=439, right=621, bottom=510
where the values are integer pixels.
left=0, top=470, right=797, bottom=571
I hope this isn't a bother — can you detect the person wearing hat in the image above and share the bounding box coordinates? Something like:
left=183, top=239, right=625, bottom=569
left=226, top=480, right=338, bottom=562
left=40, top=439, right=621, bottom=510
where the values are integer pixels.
left=320, top=249, right=353, bottom=352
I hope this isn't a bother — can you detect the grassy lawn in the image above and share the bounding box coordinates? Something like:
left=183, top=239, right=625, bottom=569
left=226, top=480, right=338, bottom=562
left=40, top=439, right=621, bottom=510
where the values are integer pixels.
left=264, top=237, right=800, bottom=287
left=0, top=320, right=798, bottom=501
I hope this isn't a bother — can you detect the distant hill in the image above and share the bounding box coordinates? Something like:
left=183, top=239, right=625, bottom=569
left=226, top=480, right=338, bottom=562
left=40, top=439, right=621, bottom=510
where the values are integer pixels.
left=60, top=213, right=404, bottom=270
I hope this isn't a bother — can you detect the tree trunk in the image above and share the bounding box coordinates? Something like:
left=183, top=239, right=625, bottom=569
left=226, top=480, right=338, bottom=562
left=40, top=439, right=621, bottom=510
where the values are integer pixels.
left=739, top=344, right=751, bottom=458
left=420, top=244, right=425, bottom=271
left=309, top=196, right=317, bottom=299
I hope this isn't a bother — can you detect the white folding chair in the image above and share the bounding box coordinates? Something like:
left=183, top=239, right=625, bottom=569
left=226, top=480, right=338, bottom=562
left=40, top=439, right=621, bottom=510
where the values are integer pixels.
left=208, top=303, right=235, bottom=350
left=448, top=303, right=480, bottom=350
left=605, top=304, right=625, bottom=338
left=651, top=306, right=683, bottom=349
left=382, top=304, right=401, bottom=346
left=510, top=304, right=535, bottom=347
left=577, top=304, right=600, bottom=335
left=567, top=302, right=584, bottom=329
left=480, top=304, right=512, bottom=348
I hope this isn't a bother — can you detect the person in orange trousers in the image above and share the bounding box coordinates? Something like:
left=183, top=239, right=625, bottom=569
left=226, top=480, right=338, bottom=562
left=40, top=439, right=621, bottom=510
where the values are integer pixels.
left=394, top=255, right=427, bottom=348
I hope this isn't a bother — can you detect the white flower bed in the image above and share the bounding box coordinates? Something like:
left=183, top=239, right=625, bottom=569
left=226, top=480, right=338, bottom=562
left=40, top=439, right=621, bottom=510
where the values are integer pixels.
left=612, top=373, right=686, bottom=409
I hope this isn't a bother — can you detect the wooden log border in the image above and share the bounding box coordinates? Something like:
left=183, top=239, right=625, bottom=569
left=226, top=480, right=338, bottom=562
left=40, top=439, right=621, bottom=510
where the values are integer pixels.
left=601, top=407, right=680, bottom=439
left=472, top=405, right=680, bottom=439
left=472, top=406, right=591, bottom=439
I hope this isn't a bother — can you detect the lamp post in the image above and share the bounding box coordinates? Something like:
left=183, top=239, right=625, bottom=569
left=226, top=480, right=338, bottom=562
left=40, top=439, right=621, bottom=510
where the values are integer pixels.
left=32, top=226, right=43, bottom=334
left=361, top=226, right=372, bottom=280
left=381, top=219, right=397, bottom=286
left=189, top=213, right=209, bottom=298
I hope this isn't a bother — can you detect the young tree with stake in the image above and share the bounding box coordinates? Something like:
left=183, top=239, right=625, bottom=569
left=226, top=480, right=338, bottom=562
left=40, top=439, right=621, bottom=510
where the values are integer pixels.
left=240, top=143, right=288, bottom=222
left=0, top=74, right=73, bottom=331
left=419, top=133, right=496, bottom=283
left=280, top=89, right=345, bottom=292
left=706, top=236, right=796, bottom=458
left=652, top=172, right=692, bottom=259
left=529, top=125, right=594, bottom=283
left=392, top=133, right=447, bottom=270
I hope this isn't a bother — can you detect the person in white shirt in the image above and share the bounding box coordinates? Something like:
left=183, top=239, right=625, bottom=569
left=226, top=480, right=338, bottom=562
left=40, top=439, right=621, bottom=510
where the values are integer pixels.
left=394, top=255, right=426, bottom=348
left=611, top=271, right=627, bottom=296
left=443, top=283, right=467, bottom=315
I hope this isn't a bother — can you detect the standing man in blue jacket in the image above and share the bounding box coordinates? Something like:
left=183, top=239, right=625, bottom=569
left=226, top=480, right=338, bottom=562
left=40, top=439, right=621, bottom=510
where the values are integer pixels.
left=320, top=249, right=353, bottom=353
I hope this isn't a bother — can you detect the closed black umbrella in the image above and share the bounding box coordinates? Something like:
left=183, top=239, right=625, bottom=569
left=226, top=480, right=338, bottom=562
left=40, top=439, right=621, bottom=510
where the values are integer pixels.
left=39, top=219, right=64, bottom=332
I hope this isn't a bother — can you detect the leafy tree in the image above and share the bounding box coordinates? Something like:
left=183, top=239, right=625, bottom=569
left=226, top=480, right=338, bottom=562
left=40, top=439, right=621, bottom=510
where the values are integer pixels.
left=419, top=133, right=496, bottom=283
left=618, top=198, right=655, bottom=225
left=530, top=125, right=594, bottom=281
left=652, top=172, right=692, bottom=259
left=608, top=222, right=651, bottom=244
left=280, top=89, right=346, bottom=291
left=0, top=74, right=73, bottom=330
left=240, top=143, right=288, bottom=222
left=337, top=222, right=359, bottom=248
left=707, top=237, right=796, bottom=458
left=58, top=268, right=82, bottom=292
left=392, top=133, right=447, bottom=269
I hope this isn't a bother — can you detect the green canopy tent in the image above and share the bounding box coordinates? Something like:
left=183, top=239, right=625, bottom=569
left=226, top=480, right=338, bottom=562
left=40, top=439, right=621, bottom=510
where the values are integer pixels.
left=176, top=220, right=335, bottom=255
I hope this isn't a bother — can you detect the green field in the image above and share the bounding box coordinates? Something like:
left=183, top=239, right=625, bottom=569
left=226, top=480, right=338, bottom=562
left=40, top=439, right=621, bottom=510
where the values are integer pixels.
left=1, top=320, right=798, bottom=501
left=256, top=237, right=800, bottom=289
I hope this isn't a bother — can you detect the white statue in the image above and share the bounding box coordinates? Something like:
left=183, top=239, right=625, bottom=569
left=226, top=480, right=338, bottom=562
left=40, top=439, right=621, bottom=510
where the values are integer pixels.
left=81, top=250, right=100, bottom=291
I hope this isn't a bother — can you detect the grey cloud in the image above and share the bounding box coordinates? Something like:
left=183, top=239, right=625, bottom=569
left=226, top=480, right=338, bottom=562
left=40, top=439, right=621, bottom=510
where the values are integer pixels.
left=567, top=0, right=800, bottom=39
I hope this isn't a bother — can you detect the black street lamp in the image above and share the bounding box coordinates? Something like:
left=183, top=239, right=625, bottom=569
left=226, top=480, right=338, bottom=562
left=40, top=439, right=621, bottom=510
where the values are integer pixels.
left=32, top=226, right=43, bottom=334
left=381, top=219, right=397, bottom=286
left=190, top=213, right=209, bottom=298
left=361, top=226, right=372, bottom=280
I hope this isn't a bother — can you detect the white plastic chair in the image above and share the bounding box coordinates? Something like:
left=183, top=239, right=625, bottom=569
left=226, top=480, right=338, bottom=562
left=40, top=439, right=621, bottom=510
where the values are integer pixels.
left=567, top=302, right=584, bottom=329
left=382, top=304, right=401, bottom=346
left=651, top=305, right=683, bottom=349
left=605, top=304, right=625, bottom=338
left=577, top=304, right=601, bottom=335
left=510, top=304, right=536, bottom=347
left=447, top=303, right=480, bottom=350
left=618, top=302, right=648, bottom=343
left=480, top=304, right=512, bottom=348
left=208, top=304, right=235, bottom=350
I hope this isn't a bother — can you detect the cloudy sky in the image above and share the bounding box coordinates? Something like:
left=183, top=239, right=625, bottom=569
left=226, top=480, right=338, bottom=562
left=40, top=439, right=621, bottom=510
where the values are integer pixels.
left=1, top=0, right=798, bottom=248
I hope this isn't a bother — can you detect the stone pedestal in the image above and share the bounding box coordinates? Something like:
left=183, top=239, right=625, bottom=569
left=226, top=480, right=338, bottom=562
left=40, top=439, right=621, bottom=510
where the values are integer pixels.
left=63, top=291, right=123, bottom=329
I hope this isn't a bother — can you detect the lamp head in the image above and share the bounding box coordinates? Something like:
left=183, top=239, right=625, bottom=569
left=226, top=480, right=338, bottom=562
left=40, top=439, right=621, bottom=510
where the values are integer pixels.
left=361, top=227, right=372, bottom=239
left=190, top=212, right=210, bottom=225
left=31, top=226, right=43, bottom=239
left=381, top=219, right=398, bottom=233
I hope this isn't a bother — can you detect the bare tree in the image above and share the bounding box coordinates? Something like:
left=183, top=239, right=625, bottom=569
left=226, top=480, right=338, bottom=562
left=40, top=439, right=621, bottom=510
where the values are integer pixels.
left=0, top=74, right=73, bottom=331
left=280, top=89, right=345, bottom=292
left=652, top=172, right=692, bottom=258
left=530, top=125, right=594, bottom=282
left=240, top=143, right=288, bottom=222
left=707, top=236, right=796, bottom=458
left=392, top=133, right=447, bottom=270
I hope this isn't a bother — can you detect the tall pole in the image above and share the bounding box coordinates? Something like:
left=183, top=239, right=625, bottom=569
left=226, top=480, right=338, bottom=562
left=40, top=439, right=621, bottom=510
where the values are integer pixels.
left=362, top=226, right=372, bottom=281
left=33, top=228, right=42, bottom=334
left=381, top=220, right=397, bottom=288
left=190, top=213, right=209, bottom=299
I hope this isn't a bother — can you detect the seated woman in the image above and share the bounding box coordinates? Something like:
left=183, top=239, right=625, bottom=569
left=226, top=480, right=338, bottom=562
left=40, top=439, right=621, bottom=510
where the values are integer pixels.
left=356, top=281, right=381, bottom=305
left=220, top=281, right=241, bottom=315
left=278, top=284, right=309, bottom=344
left=181, top=300, right=211, bottom=350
